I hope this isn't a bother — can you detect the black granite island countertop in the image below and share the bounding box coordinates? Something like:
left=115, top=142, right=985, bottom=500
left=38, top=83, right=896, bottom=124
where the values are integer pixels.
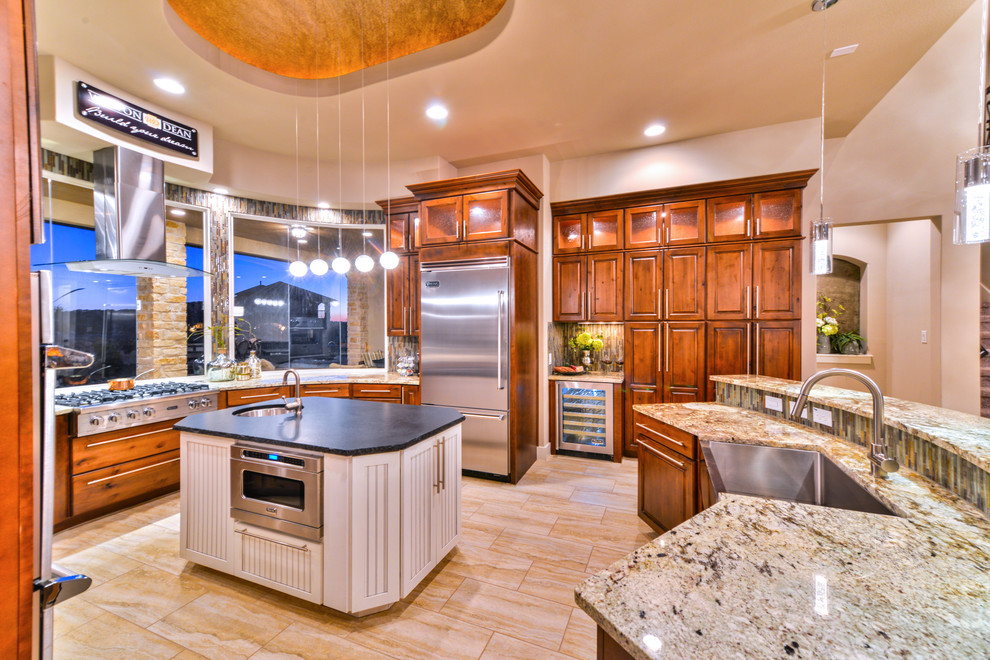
left=174, top=396, right=464, bottom=455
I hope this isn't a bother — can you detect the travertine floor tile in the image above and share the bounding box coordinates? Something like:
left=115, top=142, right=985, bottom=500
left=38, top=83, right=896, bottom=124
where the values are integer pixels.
left=470, top=501, right=558, bottom=536
left=55, top=544, right=141, bottom=586
left=517, top=561, right=593, bottom=608
left=404, top=562, right=466, bottom=612
left=254, top=621, right=391, bottom=659
left=601, top=508, right=658, bottom=534
left=460, top=518, right=503, bottom=548
left=54, top=611, right=183, bottom=660
left=52, top=595, right=105, bottom=639
left=521, top=494, right=605, bottom=523
left=81, top=565, right=207, bottom=627
left=585, top=545, right=635, bottom=574
left=480, top=632, right=577, bottom=659
left=347, top=602, right=492, bottom=659
left=559, top=607, right=597, bottom=660
left=442, top=543, right=532, bottom=590
left=101, top=525, right=189, bottom=575
left=569, top=488, right=639, bottom=513
left=488, top=528, right=592, bottom=574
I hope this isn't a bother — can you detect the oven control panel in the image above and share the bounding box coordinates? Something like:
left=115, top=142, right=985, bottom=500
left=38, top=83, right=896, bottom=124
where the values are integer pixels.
left=73, top=391, right=220, bottom=437
left=241, top=449, right=306, bottom=467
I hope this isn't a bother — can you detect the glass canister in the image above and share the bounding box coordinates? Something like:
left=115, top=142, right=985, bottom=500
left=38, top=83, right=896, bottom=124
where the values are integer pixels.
left=235, top=362, right=251, bottom=381
left=206, top=352, right=235, bottom=382
left=246, top=350, right=262, bottom=379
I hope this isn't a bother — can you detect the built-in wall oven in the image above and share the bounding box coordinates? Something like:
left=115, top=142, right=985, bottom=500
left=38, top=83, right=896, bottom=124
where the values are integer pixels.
left=230, top=442, right=324, bottom=541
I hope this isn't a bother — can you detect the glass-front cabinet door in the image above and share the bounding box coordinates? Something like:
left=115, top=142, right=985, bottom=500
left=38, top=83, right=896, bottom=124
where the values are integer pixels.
left=463, top=191, right=509, bottom=241
left=556, top=382, right=613, bottom=455
left=421, top=197, right=463, bottom=245
left=553, top=213, right=586, bottom=253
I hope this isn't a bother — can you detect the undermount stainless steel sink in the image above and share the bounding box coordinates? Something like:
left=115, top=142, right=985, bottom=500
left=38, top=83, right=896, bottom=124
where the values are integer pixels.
left=233, top=404, right=296, bottom=417
left=701, top=442, right=896, bottom=516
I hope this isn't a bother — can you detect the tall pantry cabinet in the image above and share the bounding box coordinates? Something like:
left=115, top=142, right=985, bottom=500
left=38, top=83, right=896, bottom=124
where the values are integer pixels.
left=550, top=170, right=814, bottom=457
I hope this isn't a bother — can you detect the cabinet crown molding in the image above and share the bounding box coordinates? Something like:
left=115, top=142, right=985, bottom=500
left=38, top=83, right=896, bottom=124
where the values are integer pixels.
left=406, top=169, right=543, bottom=210
left=551, top=169, right=817, bottom=217
left=375, top=196, right=419, bottom=214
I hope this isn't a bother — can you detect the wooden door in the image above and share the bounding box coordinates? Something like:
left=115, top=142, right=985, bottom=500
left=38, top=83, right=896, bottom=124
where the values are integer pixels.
left=754, top=189, right=801, bottom=238
left=588, top=209, right=623, bottom=251
left=553, top=213, right=586, bottom=254
left=637, top=436, right=696, bottom=533
left=408, top=253, right=420, bottom=334
left=624, top=251, right=661, bottom=321
left=706, top=243, right=752, bottom=320
left=664, top=200, right=705, bottom=246
left=624, top=205, right=660, bottom=250
left=386, top=253, right=410, bottom=335
left=753, top=239, right=801, bottom=319
left=552, top=256, right=586, bottom=321
left=388, top=212, right=410, bottom=252
left=662, top=322, right=706, bottom=402
left=663, top=247, right=705, bottom=320
left=706, top=194, right=752, bottom=242
left=753, top=320, right=801, bottom=380
left=588, top=252, right=623, bottom=321
left=706, top=322, right=750, bottom=400
left=623, top=323, right=660, bottom=457
left=420, top=197, right=463, bottom=245
left=463, top=191, right=509, bottom=241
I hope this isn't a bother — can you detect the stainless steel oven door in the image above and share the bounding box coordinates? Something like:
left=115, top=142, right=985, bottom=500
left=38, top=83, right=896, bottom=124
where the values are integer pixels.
left=230, top=445, right=323, bottom=532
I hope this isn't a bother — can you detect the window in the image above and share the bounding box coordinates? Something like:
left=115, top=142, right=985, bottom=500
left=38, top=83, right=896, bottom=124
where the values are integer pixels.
left=231, top=214, right=385, bottom=370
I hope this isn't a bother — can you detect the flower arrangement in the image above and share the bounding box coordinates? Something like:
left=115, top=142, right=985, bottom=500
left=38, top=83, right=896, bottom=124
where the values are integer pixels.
left=816, top=295, right=843, bottom=337
left=569, top=331, right=604, bottom=352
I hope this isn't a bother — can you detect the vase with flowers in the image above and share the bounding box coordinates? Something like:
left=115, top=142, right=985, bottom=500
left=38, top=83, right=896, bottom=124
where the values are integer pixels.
left=816, top=295, right=843, bottom=354
left=188, top=316, right=256, bottom=382
left=569, top=331, right=604, bottom=369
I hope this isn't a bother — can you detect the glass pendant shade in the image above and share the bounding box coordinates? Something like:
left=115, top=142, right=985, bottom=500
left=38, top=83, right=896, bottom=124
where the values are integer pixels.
left=331, top=256, right=351, bottom=274
left=309, top=258, right=329, bottom=276
left=354, top=254, right=374, bottom=272
left=288, top=260, right=308, bottom=277
left=811, top=218, right=833, bottom=275
left=955, top=146, right=990, bottom=244
left=379, top=251, right=399, bottom=270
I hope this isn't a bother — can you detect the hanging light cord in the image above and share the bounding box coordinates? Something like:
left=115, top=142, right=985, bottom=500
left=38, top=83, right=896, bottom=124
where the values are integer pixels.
left=818, top=1, right=828, bottom=221
left=386, top=0, right=391, bottom=217
left=982, top=0, right=989, bottom=147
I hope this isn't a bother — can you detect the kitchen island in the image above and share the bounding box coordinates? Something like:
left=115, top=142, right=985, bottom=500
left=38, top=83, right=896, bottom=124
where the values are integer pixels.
left=577, top=402, right=990, bottom=658
left=174, top=396, right=463, bottom=616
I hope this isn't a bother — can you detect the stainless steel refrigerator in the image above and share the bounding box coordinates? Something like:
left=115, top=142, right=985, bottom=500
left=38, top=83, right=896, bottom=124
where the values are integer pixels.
left=32, top=271, right=95, bottom=659
left=420, top=258, right=511, bottom=478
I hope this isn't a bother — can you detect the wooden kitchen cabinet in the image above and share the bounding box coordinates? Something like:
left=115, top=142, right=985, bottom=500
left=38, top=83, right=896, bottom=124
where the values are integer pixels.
left=352, top=383, right=403, bottom=401
left=706, top=243, right=753, bottom=320
left=588, top=209, right=623, bottom=251
left=623, top=205, right=660, bottom=250
left=706, top=194, right=752, bottom=242
left=387, top=253, right=420, bottom=336
left=463, top=191, right=510, bottom=241
left=378, top=196, right=421, bottom=253
left=635, top=414, right=697, bottom=533
left=706, top=321, right=750, bottom=400
left=552, top=255, right=586, bottom=321
left=225, top=386, right=290, bottom=407
left=664, top=200, right=705, bottom=246
left=553, top=213, right=586, bottom=253
left=301, top=383, right=352, bottom=398
left=624, top=251, right=661, bottom=321
left=420, top=196, right=463, bottom=245
left=402, top=385, right=421, bottom=405
left=753, top=189, right=801, bottom=238
left=623, top=323, right=660, bottom=457
left=753, top=239, right=801, bottom=319
left=663, top=247, right=705, bottom=320
left=662, top=322, right=706, bottom=403
left=753, top=320, right=801, bottom=380
left=587, top=252, right=623, bottom=321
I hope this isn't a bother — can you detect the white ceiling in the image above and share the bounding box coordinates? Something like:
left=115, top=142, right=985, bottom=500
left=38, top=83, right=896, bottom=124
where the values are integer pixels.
left=35, top=0, right=973, bottom=173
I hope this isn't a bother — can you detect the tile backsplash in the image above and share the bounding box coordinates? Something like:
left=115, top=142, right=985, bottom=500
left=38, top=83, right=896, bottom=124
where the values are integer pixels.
left=548, top=323, right=624, bottom=367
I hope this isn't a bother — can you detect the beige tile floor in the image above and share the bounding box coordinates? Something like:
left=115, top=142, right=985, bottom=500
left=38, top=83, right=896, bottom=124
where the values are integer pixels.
left=52, top=454, right=656, bottom=659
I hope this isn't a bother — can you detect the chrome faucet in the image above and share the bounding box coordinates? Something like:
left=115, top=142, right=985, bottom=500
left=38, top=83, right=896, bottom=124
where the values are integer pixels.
left=789, top=368, right=899, bottom=478
left=281, top=369, right=304, bottom=413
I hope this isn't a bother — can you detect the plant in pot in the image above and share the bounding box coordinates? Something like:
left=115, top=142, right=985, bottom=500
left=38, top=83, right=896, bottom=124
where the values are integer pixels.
left=832, top=331, right=866, bottom=355
left=816, top=295, right=843, bottom=354
left=188, top=316, right=257, bottom=382
left=568, top=331, right=604, bottom=369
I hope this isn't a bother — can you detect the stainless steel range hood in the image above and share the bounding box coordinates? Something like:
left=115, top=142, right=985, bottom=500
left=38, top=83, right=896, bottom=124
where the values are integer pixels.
left=65, top=146, right=208, bottom=278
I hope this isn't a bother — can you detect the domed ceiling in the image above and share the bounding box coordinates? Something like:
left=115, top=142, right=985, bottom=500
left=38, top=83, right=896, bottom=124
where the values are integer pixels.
left=166, top=0, right=508, bottom=79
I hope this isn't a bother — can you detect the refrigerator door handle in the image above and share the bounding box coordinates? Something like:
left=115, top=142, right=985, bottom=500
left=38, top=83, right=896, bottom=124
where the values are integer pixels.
left=461, top=411, right=506, bottom=421
left=496, top=290, right=505, bottom=390
left=37, top=568, right=92, bottom=610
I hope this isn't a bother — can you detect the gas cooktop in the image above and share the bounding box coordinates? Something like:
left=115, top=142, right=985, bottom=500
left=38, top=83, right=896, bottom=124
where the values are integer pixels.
left=54, top=381, right=211, bottom=408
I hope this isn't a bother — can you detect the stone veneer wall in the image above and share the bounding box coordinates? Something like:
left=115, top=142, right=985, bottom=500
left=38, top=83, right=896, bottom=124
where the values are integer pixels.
left=715, top=381, right=990, bottom=515
left=387, top=335, right=419, bottom=372
left=346, top=273, right=370, bottom=365
left=136, top=220, right=187, bottom=378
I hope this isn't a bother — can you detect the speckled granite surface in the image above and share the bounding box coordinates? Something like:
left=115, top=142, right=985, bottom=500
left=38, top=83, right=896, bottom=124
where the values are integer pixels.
left=576, top=403, right=990, bottom=659
left=711, top=375, right=990, bottom=473
left=549, top=372, right=625, bottom=384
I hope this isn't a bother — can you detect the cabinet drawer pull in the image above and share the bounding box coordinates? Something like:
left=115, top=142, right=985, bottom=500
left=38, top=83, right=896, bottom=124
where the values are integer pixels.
left=439, top=436, right=446, bottom=491
left=359, top=389, right=394, bottom=394
left=755, top=323, right=761, bottom=375
left=85, top=427, right=170, bottom=448
left=635, top=422, right=684, bottom=447
left=235, top=527, right=309, bottom=552
left=639, top=440, right=685, bottom=468
left=435, top=441, right=441, bottom=494
left=664, top=289, right=669, bottom=318
left=306, top=388, right=342, bottom=394
left=86, top=457, right=179, bottom=485
left=746, top=286, right=751, bottom=319
left=238, top=392, right=281, bottom=400
left=754, top=285, right=760, bottom=317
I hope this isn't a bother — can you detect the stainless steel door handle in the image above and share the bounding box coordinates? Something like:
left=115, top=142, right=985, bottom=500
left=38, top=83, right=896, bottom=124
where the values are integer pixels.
left=435, top=441, right=441, bottom=493
left=754, top=323, right=761, bottom=375
left=460, top=412, right=506, bottom=420
left=746, top=323, right=752, bottom=375
left=755, top=285, right=760, bottom=318
left=746, top=286, right=751, bottom=319
left=665, top=324, right=670, bottom=373
left=37, top=567, right=92, bottom=610
left=496, top=290, right=505, bottom=390
left=439, top=437, right=446, bottom=491
left=234, top=527, right=309, bottom=552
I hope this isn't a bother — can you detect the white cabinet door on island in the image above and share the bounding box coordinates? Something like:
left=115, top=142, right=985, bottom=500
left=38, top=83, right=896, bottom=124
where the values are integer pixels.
left=175, top=397, right=464, bottom=617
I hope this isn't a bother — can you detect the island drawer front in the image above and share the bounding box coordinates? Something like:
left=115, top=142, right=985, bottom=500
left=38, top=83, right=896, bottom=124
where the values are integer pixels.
left=352, top=384, right=402, bottom=399
left=233, top=523, right=323, bottom=604
left=632, top=413, right=697, bottom=460
left=226, top=386, right=289, bottom=406
left=301, top=383, right=352, bottom=397
left=72, top=422, right=179, bottom=474
left=72, top=450, right=180, bottom=516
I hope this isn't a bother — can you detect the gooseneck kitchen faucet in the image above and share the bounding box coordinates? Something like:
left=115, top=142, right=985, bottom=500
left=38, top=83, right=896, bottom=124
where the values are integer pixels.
left=281, top=369, right=304, bottom=413
left=789, top=368, right=899, bottom=478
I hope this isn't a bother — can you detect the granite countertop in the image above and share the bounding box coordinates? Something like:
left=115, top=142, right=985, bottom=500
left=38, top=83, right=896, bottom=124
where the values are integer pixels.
left=174, top=396, right=463, bottom=456
left=549, top=371, right=625, bottom=384
left=712, top=374, right=990, bottom=472
left=576, top=403, right=990, bottom=659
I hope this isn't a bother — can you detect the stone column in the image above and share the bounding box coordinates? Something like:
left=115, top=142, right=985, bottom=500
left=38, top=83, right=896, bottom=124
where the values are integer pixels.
left=136, top=220, right=188, bottom=378
left=347, top=273, right=370, bottom=365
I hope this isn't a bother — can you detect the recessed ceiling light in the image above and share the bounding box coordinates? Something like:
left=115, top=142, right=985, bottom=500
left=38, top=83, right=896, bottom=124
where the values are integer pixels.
left=169, top=208, right=186, bottom=217
left=426, top=104, right=449, bottom=120
left=290, top=226, right=308, bottom=239
left=317, top=202, right=330, bottom=209
left=811, top=0, right=840, bottom=10
left=153, top=78, right=185, bottom=95
left=830, top=44, right=858, bottom=58
left=362, top=231, right=373, bottom=237
left=213, top=187, right=229, bottom=195
left=644, top=124, right=666, bottom=137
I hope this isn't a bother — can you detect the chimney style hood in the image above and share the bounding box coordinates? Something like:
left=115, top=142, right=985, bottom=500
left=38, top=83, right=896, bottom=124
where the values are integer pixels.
left=65, top=146, right=209, bottom=278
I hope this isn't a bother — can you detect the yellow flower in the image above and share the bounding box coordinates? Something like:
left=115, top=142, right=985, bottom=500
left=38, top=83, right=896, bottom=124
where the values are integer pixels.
left=591, top=339, right=604, bottom=351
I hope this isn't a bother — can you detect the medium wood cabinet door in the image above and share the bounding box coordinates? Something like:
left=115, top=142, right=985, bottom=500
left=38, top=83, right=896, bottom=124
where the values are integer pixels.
left=588, top=252, right=623, bottom=321
left=624, top=386, right=656, bottom=457
left=387, top=253, right=411, bottom=335
left=624, top=205, right=660, bottom=250
left=662, top=322, right=706, bottom=403
left=623, top=323, right=660, bottom=457
left=663, top=247, right=705, bottom=320
left=706, top=243, right=752, bottom=320
left=706, top=322, right=750, bottom=399
left=409, top=253, right=420, bottom=334
left=697, top=457, right=717, bottom=514
left=388, top=212, right=410, bottom=252
left=754, top=189, right=801, bottom=238
left=421, top=197, right=462, bottom=245
left=553, top=255, right=586, bottom=321
left=664, top=200, right=705, bottom=246
left=753, top=320, right=801, bottom=380
left=553, top=213, right=586, bottom=253
left=753, top=240, right=801, bottom=319
left=624, top=251, right=661, bottom=321
left=588, top=209, right=624, bottom=251
left=463, top=191, right=509, bottom=241
left=638, top=436, right=696, bottom=533
left=707, top=194, right=752, bottom=242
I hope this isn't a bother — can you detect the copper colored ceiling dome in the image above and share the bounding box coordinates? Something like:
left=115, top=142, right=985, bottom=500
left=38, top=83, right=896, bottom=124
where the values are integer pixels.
left=166, top=0, right=508, bottom=80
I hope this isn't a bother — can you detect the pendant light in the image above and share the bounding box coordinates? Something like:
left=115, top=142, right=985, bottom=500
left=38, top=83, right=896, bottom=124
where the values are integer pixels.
left=310, top=226, right=329, bottom=275
left=355, top=234, right=374, bottom=272
left=954, top=0, right=990, bottom=244
left=811, top=0, right=834, bottom=274
left=379, top=4, right=399, bottom=271
left=331, top=226, right=351, bottom=274
left=288, top=235, right=308, bottom=277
